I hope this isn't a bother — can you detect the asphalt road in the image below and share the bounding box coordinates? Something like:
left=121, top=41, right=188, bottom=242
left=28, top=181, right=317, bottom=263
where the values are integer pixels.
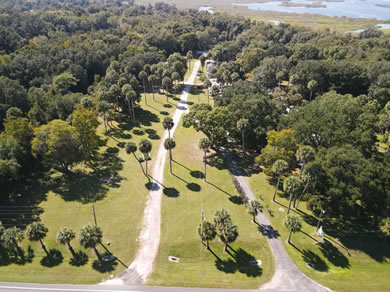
left=0, top=282, right=257, bottom=292
left=221, top=149, right=331, bottom=292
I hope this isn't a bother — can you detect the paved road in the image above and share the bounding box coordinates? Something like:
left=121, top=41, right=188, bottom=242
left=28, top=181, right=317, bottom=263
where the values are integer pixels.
left=221, top=150, right=331, bottom=292
left=116, top=61, right=201, bottom=286
left=0, top=282, right=256, bottom=292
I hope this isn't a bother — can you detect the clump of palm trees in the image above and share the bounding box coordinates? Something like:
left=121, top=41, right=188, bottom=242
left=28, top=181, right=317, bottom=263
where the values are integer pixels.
left=0, top=221, right=105, bottom=263
left=197, top=208, right=239, bottom=252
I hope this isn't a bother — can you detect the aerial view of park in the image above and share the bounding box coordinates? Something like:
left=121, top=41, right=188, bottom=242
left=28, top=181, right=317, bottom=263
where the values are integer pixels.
left=0, top=1, right=389, bottom=292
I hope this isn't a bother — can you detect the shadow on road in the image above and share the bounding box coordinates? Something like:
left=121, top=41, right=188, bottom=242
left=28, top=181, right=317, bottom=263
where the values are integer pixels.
left=257, top=223, right=280, bottom=239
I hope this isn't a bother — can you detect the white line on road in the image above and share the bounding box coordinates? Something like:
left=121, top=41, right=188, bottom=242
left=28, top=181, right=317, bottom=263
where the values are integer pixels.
left=0, top=286, right=139, bottom=292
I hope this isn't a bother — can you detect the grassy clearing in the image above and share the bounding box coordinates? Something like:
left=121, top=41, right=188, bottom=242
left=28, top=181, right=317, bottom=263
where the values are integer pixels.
left=246, top=164, right=390, bottom=292
left=0, top=90, right=181, bottom=284
left=147, top=90, right=274, bottom=288
left=239, top=8, right=382, bottom=32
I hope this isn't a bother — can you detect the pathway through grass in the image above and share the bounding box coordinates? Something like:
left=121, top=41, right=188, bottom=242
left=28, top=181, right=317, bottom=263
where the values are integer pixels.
left=147, top=95, right=274, bottom=289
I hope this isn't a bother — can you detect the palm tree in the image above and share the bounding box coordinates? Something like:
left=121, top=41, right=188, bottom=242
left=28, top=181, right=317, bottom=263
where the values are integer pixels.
left=1, top=226, right=24, bottom=254
left=139, top=139, right=152, bottom=175
left=171, top=72, right=180, bottom=98
left=121, top=84, right=136, bottom=120
left=26, top=222, right=49, bottom=255
left=284, top=215, right=302, bottom=244
left=247, top=200, right=262, bottom=223
left=272, top=160, right=289, bottom=202
left=236, top=119, right=250, bottom=151
left=97, top=101, right=110, bottom=133
left=283, top=176, right=303, bottom=214
left=199, top=138, right=211, bottom=182
left=197, top=221, right=216, bottom=250
left=138, top=71, right=148, bottom=105
left=125, top=142, right=147, bottom=179
left=296, top=145, right=315, bottom=179
left=79, top=224, right=102, bottom=259
left=295, top=172, right=311, bottom=209
left=204, top=78, right=212, bottom=104
left=164, top=138, right=176, bottom=174
left=307, top=79, right=318, bottom=101
left=108, top=84, right=121, bottom=120
left=186, top=50, right=193, bottom=70
left=162, top=77, right=172, bottom=102
left=162, top=117, right=174, bottom=138
left=199, top=55, right=206, bottom=70
left=148, top=74, right=156, bottom=101
left=57, top=227, right=76, bottom=256
left=214, top=208, right=232, bottom=232
left=143, top=64, right=151, bottom=74
left=219, top=221, right=238, bottom=252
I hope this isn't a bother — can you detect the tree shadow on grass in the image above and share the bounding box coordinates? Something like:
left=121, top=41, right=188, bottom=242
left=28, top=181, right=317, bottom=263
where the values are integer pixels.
left=172, top=173, right=189, bottom=184
left=302, top=249, right=328, bottom=272
left=230, top=247, right=263, bottom=277
left=187, top=183, right=201, bottom=192
left=214, top=247, right=262, bottom=277
left=339, top=236, right=390, bottom=263
left=228, top=196, right=243, bottom=205
left=135, top=107, right=160, bottom=127
left=51, top=147, right=124, bottom=203
left=0, top=167, right=48, bottom=228
left=190, top=170, right=204, bottom=179
left=319, top=240, right=350, bottom=268
left=99, top=243, right=128, bottom=268
left=172, top=160, right=193, bottom=172
left=296, top=209, right=319, bottom=227
left=106, top=127, right=132, bottom=140
left=69, top=250, right=89, bottom=267
left=0, top=246, right=34, bottom=266
left=40, top=249, right=63, bottom=267
left=215, top=258, right=236, bottom=274
left=117, top=142, right=126, bottom=148
left=51, top=171, right=109, bottom=203
left=145, top=129, right=160, bottom=140
left=208, top=154, right=228, bottom=170
left=163, top=187, right=180, bottom=198
left=306, top=216, right=390, bottom=263
left=133, top=129, right=145, bottom=136
left=92, top=259, right=118, bottom=273
left=206, top=181, right=233, bottom=197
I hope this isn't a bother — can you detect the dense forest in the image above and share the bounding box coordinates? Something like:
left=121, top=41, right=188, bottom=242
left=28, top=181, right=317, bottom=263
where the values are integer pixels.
left=0, top=0, right=389, bottom=236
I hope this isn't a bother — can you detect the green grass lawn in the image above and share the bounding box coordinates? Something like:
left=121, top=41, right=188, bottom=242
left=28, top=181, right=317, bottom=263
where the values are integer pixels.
left=0, top=90, right=182, bottom=284
left=147, top=101, right=274, bottom=288
left=246, top=166, right=390, bottom=292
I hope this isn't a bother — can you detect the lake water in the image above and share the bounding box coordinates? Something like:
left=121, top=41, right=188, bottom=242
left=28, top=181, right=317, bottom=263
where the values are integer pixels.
left=234, top=0, right=390, bottom=20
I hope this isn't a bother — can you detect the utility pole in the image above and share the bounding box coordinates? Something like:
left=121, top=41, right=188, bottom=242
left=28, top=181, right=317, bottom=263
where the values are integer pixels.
left=92, top=204, right=97, bottom=226
left=316, top=209, right=325, bottom=232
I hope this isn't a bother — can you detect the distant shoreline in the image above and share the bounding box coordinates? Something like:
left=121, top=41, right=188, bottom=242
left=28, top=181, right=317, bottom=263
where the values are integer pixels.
left=279, top=1, right=326, bottom=8
left=376, top=4, right=390, bottom=8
